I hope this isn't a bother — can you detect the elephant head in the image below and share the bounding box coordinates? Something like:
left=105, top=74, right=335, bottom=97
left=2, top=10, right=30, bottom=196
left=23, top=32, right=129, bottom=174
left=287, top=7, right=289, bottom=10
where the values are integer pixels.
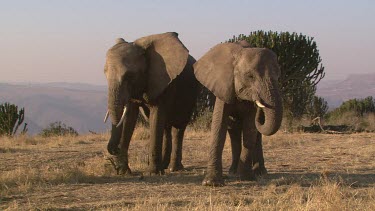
left=194, top=42, right=282, bottom=135
left=104, top=32, right=189, bottom=127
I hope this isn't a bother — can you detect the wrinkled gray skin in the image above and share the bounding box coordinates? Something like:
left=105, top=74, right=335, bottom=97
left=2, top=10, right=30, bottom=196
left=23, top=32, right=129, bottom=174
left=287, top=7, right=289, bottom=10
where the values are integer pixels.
left=227, top=113, right=267, bottom=177
left=194, top=41, right=283, bottom=186
left=105, top=32, right=198, bottom=174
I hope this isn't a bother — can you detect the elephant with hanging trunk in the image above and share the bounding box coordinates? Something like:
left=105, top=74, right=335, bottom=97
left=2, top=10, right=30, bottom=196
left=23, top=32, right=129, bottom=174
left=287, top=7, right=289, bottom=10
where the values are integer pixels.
left=194, top=41, right=283, bottom=186
left=104, top=32, right=198, bottom=175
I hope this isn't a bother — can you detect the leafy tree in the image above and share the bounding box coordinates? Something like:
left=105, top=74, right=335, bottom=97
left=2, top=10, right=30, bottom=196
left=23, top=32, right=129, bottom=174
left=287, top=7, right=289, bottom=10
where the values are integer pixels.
left=193, top=31, right=325, bottom=124
left=39, top=121, right=78, bottom=137
left=307, top=96, right=329, bottom=118
left=229, top=31, right=325, bottom=92
left=0, top=102, right=28, bottom=136
left=284, top=80, right=316, bottom=119
left=228, top=31, right=325, bottom=119
left=192, top=84, right=216, bottom=120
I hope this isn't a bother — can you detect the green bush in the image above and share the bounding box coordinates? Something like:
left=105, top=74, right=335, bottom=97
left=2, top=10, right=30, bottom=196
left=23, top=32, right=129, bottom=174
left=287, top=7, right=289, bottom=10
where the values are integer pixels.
left=328, top=97, right=375, bottom=120
left=39, top=121, right=78, bottom=137
left=325, top=97, right=375, bottom=132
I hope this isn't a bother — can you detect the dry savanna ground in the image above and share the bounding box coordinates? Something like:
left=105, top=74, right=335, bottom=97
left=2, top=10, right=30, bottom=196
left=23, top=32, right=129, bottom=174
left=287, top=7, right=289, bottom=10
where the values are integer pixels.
left=0, top=128, right=374, bottom=210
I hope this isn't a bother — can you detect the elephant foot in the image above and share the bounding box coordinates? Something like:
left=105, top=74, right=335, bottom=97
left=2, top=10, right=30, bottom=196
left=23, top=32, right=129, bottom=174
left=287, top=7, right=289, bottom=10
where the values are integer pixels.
left=238, top=170, right=256, bottom=181
left=228, top=165, right=237, bottom=175
left=169, top=163, right=184, bottom=172
left=118, top=166, right=132, bottom=175
left=147, top=166, right=165, bottom=176
left=106, top=156, right=132, bottom=175
left=202, top=172, right=224, bottom=187
left=238, top=165, right=256, bottom=181
left=161, top=160, right=170, bottom=170
left=254, top=166, right=268, bottom=176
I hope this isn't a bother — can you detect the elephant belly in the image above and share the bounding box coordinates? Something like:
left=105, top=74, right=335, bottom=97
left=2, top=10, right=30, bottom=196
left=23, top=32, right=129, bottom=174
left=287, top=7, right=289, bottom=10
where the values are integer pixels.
left=167, top=62, right=198, bottom=128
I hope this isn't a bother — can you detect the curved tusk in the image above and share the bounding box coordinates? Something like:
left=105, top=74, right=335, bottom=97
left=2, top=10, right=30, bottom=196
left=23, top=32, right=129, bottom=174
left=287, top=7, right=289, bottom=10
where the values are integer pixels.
left=116, top=106, right=127, bottom=128
left=103, top=110, right=109, bottom=123
left=255, top=100, right=266, bottom=108
left=139, top=107, right=149, bottom=121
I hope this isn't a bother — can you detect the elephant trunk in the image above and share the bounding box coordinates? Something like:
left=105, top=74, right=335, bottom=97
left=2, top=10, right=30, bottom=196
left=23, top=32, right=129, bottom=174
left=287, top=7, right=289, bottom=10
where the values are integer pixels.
left=107, top=82, right=128, bottom=126
left=255, top=82, right=283, bottom=136
left=107, top=82, right=128, bottom=155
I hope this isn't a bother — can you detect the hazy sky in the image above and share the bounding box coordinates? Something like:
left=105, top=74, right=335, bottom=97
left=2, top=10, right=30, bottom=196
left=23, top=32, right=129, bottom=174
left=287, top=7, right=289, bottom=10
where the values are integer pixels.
left=1, top=0, right=374, bottom=85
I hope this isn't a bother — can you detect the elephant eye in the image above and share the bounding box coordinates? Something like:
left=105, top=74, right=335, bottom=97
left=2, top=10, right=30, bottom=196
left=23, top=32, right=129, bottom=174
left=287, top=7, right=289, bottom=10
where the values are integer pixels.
left=247, top=74, right=255, bottom=80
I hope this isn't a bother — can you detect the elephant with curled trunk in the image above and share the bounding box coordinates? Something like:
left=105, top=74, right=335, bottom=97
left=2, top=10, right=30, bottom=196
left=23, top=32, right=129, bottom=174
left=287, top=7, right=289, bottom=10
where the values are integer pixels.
left=104, top=32, right=198, bottom=175
left=194, top=41, right=283, bottom=186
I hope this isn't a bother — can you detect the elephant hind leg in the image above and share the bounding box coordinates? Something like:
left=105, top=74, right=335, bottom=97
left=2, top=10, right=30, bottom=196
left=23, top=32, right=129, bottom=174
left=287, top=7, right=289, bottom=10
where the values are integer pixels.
left=237, top=108, right=257, bottom=181
left=148, top=105, right=167, bottom=175
left=162, top=126, right=172, bottom=169
left=169, top=126, right=186, bottom=172
left=228, top=119, right=242, bottom=175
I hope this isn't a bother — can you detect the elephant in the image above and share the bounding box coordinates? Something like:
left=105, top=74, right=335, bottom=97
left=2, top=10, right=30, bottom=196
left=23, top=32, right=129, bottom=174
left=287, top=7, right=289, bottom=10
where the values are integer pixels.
left=227, top=115, right=267, bottom=177
left=194, top=41, right=283, bottom=186
left=104, top=32, right=199, bottom=175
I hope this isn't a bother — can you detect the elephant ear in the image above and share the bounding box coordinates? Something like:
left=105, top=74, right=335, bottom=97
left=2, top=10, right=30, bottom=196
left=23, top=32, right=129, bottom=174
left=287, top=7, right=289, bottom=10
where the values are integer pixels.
left=194, top=43, right=243, bottom=104
left=135, top=32, right=189, bottom=100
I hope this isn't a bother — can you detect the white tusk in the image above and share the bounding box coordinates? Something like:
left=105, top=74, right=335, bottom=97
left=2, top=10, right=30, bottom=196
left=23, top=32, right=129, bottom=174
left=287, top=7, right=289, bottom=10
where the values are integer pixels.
left=116, top=106, right=127, bottom=128
left=103, top=110, right=109, bottom=123
left=255, top=100, right=266, bottom=108
left=140, top=107, right=149, bottom=121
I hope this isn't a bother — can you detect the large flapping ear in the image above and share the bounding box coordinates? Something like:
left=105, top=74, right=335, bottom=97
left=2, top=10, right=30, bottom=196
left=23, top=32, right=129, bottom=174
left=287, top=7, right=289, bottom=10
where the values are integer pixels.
left=134, top=32, right=189, bottom=100
left=193, top=43, right=243, bottom=104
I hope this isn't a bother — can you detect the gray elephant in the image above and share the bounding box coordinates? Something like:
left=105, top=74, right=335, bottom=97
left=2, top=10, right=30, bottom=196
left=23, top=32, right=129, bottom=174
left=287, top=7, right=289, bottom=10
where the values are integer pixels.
left=104, top=32, right=198, bottom=175
left=194, top=41, right=283, bottom=186
left=228, top=116, right=266, bottom=176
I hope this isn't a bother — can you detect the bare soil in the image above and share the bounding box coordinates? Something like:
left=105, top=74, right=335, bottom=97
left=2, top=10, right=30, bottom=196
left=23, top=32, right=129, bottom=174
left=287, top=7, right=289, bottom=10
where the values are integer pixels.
left=1, top=131, right=374, bottom=210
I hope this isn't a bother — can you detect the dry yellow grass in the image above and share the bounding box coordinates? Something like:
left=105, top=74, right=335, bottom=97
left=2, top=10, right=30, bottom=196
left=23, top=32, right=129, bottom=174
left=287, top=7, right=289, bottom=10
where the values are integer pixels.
left=1, top=129, right=374, bottom=210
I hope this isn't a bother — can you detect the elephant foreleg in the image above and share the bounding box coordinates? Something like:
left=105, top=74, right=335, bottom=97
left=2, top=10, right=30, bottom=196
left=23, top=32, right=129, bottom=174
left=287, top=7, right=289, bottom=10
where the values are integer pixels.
left=117, top=102, right=139, bottom=175
left=148, top=104, right=167, bottom=175
left=228, top=120, right=242, bottom=175
left=202, top=99, right=230, bottom=186
left=237, top=108, right=257, bottom=181
left=162, top=126, right=172, bottom=169
left=253, top=132, right=268, bottom=176
left=169, top=126, right=186, bottom=172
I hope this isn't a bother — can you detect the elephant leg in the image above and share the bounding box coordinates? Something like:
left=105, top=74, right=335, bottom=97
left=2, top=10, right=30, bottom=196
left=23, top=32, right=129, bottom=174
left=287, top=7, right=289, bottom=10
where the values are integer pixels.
left=253, top=132, right=268, bottom=176
left=169, top=126, right=186, bottom=172
left=228, top=120, right=242, bottom=175
left=107, top=103, right=139, bottom=175
left=202, top=99, right=231, bottom=186
left=148, top=104, right=167, bottom=175
left=117, top=102, right=139, bottom=175
left=237, top=108, right=257, bottom=181
left=162, top=125, right=172, bottom=169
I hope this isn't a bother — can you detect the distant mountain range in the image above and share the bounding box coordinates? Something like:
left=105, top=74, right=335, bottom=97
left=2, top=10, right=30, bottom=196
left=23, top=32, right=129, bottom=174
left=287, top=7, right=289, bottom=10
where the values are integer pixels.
left=1, top=73, right=374, bottom=134
left=0, top=83, right=110, bottom=135
left=316, top=73, right=375, bottom=109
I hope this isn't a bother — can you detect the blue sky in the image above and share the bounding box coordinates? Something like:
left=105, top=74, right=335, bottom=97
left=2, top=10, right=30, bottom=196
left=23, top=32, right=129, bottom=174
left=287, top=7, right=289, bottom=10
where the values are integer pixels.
left=0, top=0, right=374, bottom=85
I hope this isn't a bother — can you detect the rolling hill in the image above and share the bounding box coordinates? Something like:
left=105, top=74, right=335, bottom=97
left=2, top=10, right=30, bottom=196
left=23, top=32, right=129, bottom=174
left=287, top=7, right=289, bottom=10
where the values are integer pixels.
left=1, top=73, right=374, bottom=134
left=0, top=83, right=110, bottom=135
left=316, top=73, right=375, bottom=108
